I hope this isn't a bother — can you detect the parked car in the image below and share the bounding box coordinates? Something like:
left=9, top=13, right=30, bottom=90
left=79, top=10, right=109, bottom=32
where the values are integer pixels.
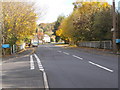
left=32, top=42, right=38, bottom=47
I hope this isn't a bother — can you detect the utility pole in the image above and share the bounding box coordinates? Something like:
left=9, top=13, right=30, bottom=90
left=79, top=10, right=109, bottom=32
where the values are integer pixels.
left=112, top=0, right=118, bottom=52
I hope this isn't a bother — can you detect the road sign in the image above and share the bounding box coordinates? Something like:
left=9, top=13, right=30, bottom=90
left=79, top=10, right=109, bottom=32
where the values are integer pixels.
left=2, top=44, right=10, bottom=48
left=116, top=39, right=120, bottom=44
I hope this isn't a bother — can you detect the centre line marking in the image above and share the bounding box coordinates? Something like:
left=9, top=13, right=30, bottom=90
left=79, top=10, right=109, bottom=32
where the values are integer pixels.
left=88, top=61, right=113, bottom=73
left=30, top=55, right=35, bottom=70
left=72, top=55, right=83, bottom=60
left=58, top=51, right=62, bottom=53
left=63, top=52, right=70, bottom=55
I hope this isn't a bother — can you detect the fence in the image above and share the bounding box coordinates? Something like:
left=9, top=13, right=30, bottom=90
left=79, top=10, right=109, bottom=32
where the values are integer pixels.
left=77, top=41, right=112, bottom=50
left=2, top=43, right=26, bottom=55
left=11, top=44, right=17, bottom=54
left=11, top=43, right=26, bottom=54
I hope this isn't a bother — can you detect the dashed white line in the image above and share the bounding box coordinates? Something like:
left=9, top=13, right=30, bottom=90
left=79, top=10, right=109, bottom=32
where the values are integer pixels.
left=58, top=51, right=62, bottom=53
left=30, top=55, right=35, bottom=70
left=88, top=61, right=114, bottom=73
left=63, top=52, right=70, bottom=55
left=72, top=55, right=83, bottom=60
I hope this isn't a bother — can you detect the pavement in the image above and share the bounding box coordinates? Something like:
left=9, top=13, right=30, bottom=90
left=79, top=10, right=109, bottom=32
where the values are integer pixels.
left=69, top=47, right=119, bottom=56
left=2, top=47, right=36, bottom=61
left=1, top=44, right=119, bottom=89
left=55, top=43, right=120, bottom=56
left=2, top=47, right=45, bottom=89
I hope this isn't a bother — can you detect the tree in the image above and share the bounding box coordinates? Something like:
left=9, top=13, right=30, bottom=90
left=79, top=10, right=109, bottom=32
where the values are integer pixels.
left=57, top=2, right=112, bottom=44
left=59, top=14, right=78, bottom=44
left=2, top=2, right=38, bottom=45
left=53, top=15, right=65, bottom=42
left=72, top=2, right=111, bottom=41
left=1, top=2, right=40, bottom=54
left=93, top=9, right=112, bottom=40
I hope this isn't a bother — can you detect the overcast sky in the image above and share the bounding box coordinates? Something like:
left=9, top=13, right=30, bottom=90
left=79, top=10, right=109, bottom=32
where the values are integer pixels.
left=34, top=0, right=120, bottom=24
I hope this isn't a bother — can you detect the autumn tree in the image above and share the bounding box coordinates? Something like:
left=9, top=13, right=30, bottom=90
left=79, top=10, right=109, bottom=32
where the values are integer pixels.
left=2, top=2, right=38, bottom=45
left=53, top=15, right=65, bottom=42
left=0, top=2, right=2, bottom=56
left=56, top=14, right=78, bottom=44
left=92, top=8, right=112, bottom=40
left=73, top=2, right=112, bottom=41
left=57, top=2, right=113, bottom=44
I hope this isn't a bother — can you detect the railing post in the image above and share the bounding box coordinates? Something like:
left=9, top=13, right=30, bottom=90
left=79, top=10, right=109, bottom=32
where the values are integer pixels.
left=11, top=46, right=12, bottom=55
left=110, top=41, right=112, bottom=49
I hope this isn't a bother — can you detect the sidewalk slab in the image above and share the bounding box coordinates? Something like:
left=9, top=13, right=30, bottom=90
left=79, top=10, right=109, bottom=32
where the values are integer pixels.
left=2, top=47, right=36, bottom=61
left=66, top=46, right=119, bottom=56
left=2, top=55, right=44, bottom=88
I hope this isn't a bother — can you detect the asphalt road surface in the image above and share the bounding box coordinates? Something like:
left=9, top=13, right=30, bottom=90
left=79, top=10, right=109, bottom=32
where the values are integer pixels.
left=2, top=44, right=119, bottom=89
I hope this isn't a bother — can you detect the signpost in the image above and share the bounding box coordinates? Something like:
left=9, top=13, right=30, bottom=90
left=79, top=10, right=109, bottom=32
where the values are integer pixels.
left=116, top=39, right=120, bottom=44
left=2, top=44, right=10, bottom=48
left=2, top=44, right=10, bottom=55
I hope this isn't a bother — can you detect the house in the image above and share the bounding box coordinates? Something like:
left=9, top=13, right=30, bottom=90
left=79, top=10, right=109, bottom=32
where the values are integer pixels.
left=43, top=34, right=51, bottom=43
left=31, top=35, right=39, bottom=44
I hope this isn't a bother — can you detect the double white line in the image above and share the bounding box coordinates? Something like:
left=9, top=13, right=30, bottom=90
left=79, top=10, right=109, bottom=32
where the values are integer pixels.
left=30, top=54, right=49, bottom=89
left=34, top=54, right=44, bottom=71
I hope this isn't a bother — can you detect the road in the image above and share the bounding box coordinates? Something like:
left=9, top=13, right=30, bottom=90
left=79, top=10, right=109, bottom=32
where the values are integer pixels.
left=2, top=44, right=118, bottom=89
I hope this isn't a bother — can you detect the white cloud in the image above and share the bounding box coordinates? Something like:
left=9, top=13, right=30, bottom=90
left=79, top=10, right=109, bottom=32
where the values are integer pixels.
left=34, top=0, right=75, bottom=23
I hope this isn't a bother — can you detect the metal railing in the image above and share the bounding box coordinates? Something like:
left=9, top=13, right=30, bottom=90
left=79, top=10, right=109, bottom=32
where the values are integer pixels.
left=77, top=41, right=112, bottom=49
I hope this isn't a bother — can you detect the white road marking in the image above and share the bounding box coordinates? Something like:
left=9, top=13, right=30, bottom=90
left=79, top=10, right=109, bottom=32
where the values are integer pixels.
left=40, top=68, right=44, bottom=71
left=72, top=55, right=83, bottom=60
left=88, top=61, right=113, bottom=73
left=30, top=55, right=35, bottom=70
left=34, top=54, right=49, bottom=89
left=58, top=51, right=62, bottom=53
left=63, top=52, right=70, bottom=55
left=34, top=54, right=44, bottom=71
left=43, top=71, right=49, bottom=89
